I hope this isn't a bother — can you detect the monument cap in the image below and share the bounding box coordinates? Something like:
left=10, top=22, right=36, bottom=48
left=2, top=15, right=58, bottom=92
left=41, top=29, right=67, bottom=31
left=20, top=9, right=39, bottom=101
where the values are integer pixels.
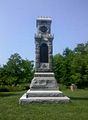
left=37, top=16, right=52, bottom=21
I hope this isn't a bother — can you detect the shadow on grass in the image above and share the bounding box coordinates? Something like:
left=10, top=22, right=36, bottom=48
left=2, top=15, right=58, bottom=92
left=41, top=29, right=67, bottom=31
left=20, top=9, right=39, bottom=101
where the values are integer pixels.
left=70, top=96, right=88, bottom=100
left=0, top=92, right=23, bottom=97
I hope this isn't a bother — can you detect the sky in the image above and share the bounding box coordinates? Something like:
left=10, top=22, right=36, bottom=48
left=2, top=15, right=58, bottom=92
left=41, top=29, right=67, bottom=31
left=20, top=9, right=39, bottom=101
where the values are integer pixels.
left=0, top=0, right=88, bottom=65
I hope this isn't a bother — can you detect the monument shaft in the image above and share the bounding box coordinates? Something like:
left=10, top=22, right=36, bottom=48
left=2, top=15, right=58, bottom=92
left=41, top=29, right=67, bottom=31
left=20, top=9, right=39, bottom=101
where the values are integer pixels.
left=35, top=17, right=53, bottom=72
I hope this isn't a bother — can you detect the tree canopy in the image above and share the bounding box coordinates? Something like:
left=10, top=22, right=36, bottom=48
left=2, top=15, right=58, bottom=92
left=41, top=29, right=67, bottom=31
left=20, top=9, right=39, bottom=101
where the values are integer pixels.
left=0, top=53, right=34, bottom=86
left=53, top=42, right=88, bottom=88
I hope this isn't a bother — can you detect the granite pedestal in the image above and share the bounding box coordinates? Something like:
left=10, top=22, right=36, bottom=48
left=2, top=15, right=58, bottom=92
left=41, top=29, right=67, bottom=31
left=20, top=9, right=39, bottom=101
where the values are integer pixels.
left=19, top=73, right=70, bottom=104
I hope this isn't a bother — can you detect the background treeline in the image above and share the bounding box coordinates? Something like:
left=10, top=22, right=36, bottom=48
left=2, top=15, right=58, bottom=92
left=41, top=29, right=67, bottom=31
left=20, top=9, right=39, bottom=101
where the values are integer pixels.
left=53, top=42, right=88, bottom=88
left=0, top=42, right=88, bottom=91
left=0, top=53, right=34, bottom=91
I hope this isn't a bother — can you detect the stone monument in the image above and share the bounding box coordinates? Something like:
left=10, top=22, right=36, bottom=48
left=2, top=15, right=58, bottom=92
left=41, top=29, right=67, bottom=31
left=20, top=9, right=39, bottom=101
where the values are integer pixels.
left=19, top=16, right=70, bottom=104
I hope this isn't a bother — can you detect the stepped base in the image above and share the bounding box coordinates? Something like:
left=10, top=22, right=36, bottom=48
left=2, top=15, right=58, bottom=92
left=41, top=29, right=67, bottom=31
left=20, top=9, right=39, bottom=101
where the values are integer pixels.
left=19, top=90, right=70, bottom=104
left=26, top=90, right=64, bottom=97
left=19, top=72, right=70, bottom=104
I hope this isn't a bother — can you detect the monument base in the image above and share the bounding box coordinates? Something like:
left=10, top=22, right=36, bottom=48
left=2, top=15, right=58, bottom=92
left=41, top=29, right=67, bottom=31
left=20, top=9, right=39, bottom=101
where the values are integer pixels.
left=19, top=90, right=70, bottom=104
left=19, top=72, right=70, bottom=104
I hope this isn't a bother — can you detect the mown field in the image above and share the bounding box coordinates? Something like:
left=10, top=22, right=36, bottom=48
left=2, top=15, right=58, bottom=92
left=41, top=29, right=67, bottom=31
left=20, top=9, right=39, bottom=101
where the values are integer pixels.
left=0, top=89, right=88, bottom=120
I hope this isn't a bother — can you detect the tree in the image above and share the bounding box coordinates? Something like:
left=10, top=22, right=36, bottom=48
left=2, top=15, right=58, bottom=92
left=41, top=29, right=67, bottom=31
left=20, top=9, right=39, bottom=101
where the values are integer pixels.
left=20, top=59, right=34, bottom=83
left=74, top=43, right=85, bottom=54
left=53, top=54, right=65, bottom=83
left=53, top=42, right=88, bottom=88
left=63, top=48, right=74, bottom=57
left=0, top=53, right=34, bottom=86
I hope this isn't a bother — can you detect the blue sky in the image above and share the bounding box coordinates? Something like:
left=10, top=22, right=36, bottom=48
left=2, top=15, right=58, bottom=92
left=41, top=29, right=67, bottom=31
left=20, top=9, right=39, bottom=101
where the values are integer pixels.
left=0, top=0, right=88, bottom=65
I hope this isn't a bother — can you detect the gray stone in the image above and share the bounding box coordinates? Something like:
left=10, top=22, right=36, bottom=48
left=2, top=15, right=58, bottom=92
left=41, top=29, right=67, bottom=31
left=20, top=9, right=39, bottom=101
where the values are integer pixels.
left=30, top=72, right=58, bottom=90
left=26, top=90, right=64, bottom=97
left=35, top=17, right=53, bottom=72
left=19, top=92, right=70, bottom=104
left=19, top=16, right=70, bottom=104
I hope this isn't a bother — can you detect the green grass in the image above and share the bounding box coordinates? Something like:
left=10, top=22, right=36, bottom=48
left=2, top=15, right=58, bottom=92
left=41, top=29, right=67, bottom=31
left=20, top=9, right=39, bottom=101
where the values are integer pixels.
left=0, top=89, right=88, bottom=120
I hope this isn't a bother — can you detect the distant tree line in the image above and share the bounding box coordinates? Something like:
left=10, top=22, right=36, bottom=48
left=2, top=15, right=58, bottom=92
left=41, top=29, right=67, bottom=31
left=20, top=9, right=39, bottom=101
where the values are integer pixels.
left=0, top=42, right=88, bottom=89
left=0, top=53, right=34, bottom=87
left=53, top=42, right=88, bottom=88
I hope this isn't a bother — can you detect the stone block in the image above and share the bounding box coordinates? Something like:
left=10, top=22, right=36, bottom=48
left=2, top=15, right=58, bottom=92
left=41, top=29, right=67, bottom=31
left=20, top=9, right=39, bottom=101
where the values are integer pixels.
left=19, top=92, right=70, bottom=104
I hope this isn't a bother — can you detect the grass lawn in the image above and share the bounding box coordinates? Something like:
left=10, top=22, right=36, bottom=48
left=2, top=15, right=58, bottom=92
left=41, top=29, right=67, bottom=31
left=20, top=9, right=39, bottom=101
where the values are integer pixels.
left=0, top=89, right=88, bottom=120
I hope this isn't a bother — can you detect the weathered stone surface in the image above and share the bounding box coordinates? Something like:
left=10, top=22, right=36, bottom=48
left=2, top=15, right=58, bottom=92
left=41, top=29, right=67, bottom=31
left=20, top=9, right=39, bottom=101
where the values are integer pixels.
left=19, top=92, right=70, bottom=104
left=34, top=72, right=54, bottom=77
left=19, top=17, right=70, bottom=104
left=35, top=17, right=53, bottom=72
left=26, top=90, right=64, bottom=97
left=30, top=78, right=58, bottom=90
left=30, top=73, right=58, bottom=90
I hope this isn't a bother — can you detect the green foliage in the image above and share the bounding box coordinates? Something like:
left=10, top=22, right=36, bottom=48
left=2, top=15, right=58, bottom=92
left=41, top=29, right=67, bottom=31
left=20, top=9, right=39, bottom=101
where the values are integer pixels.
left=0, top=53, right=34, bottom=87
left=53, top=42, right=88, bottom=88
